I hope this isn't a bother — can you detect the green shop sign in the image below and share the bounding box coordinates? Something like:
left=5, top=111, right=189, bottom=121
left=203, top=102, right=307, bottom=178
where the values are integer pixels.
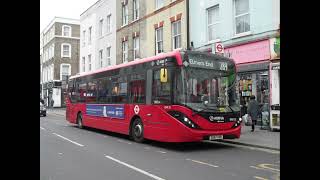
left=270, top=37, right=280, bottom=59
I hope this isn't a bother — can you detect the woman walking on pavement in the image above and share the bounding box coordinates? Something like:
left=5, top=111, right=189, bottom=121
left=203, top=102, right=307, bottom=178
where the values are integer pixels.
left=247, top=95, right=260, bottom=132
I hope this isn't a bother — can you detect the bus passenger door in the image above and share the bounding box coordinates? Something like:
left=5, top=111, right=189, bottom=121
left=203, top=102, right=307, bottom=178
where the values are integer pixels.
left=144, top=69, right=158, bottom=120
left=144, top=69, right=170, bottom=125
left=66, top=80, right=76, bottom=122
left=141, top=69, right=161, bottom=129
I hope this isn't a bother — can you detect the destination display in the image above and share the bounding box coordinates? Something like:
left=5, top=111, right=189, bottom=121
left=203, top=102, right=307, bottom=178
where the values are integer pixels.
left=185, top=55, right=230, bottom=71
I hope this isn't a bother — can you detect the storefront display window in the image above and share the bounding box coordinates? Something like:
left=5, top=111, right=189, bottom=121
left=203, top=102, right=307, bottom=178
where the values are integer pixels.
left=237, top=71, right=269, bottom=118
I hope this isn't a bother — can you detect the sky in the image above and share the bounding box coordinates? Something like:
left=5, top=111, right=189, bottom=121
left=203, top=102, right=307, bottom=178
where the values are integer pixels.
left=40, top=0, right=98, bottom=33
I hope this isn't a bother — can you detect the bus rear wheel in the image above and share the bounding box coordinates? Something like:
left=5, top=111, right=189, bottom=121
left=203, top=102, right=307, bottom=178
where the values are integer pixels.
left=77, top=113, right=84, bottom=129
left=131, top=118, right=144, bottom=143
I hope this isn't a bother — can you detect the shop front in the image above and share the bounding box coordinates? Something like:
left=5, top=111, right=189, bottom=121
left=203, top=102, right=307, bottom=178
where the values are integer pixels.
left=225, top=39, right=271, bottom=128
left=42, top=81, right=62, bottom=108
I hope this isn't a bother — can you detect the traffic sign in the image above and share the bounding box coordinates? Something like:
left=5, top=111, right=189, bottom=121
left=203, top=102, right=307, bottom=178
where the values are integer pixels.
left=215, top=43, right=224, bottom=53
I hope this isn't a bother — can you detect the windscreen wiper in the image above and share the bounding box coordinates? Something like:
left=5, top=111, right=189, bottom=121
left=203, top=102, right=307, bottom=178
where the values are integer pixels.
left=192, top=106, right=217, bottom=116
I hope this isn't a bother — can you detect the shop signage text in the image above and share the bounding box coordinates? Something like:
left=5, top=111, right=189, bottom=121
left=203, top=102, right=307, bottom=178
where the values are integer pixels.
left=272, top=65, right=280, bottom=70
left=224, top=40, right=270, bottom=64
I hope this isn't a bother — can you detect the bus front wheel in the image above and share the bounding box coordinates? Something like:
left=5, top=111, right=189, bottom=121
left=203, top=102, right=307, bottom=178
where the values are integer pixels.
left=77, top=113, right=84, bottom=129
left=131, top=118, right=144, bottom=143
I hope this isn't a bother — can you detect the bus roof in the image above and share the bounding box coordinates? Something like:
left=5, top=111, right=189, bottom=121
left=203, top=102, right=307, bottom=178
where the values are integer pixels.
left=70, top=50, right=183, bottom=79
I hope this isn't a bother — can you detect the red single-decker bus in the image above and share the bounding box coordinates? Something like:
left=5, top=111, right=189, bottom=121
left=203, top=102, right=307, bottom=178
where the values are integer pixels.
left=66, top=50, right=242, bottom=142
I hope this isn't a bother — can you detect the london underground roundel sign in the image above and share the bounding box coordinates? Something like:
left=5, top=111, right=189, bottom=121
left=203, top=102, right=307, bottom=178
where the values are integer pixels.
left=134, top=105, right=140, bottom=114
left=215, top=43, right=224, bottom=53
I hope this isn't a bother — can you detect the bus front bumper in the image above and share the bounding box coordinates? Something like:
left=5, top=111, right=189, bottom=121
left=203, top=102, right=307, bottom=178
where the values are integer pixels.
left=178, top=126, right=241, bottom=142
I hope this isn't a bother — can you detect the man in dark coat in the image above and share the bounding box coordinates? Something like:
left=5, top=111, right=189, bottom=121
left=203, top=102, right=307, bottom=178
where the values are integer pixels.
left=247, top=95, right=260, bottom=132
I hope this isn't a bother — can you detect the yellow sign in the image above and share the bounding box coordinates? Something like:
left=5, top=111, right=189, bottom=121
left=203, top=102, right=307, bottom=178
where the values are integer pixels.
left=160, top=68, right=168, bottom=83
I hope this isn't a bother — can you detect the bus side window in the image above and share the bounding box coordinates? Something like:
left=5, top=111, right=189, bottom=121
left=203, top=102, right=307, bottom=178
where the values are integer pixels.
left=97, top=78, right=112, bottom=104
left=87, top=80, right=98, bottom=103
left=111, top=76, right=128, bottom=104
left=76, top=80, right=87, bottom=103
left=129, top=74, right=146, bottom=104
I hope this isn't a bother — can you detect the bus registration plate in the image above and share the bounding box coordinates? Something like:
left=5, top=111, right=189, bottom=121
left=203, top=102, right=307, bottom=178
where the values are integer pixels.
left=209, top=135, right=223, bottom=140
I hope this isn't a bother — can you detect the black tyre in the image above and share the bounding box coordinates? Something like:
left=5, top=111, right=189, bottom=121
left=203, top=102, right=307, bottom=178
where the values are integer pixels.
left=131, top=118, right=144, bottom=143
left=77, top=113, right=84, bottom=129
left=43, top=113, right=46, bottom=117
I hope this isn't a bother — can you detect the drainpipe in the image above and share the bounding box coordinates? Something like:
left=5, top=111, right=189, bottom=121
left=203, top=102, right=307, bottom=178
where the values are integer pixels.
left=186, top=0, right=190, bottom=50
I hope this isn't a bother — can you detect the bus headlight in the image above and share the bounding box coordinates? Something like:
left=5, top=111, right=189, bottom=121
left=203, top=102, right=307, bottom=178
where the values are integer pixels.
left=232, top=118, right=242, bottom=128
left=184, top=117, right=188, bottom=122
left=168, top=111, right=201, bottom=129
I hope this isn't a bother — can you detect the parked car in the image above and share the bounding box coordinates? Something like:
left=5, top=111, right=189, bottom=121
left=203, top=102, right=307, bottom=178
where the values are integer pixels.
left=40, top=102, right=46, bottom=117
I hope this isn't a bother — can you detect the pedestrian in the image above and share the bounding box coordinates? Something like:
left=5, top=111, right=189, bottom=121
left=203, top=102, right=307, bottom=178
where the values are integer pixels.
left=40, top=98, right=44, bottom=104
left=51, top=98, right=54, bottom=107
left=247, top=95, right=260, bottom=132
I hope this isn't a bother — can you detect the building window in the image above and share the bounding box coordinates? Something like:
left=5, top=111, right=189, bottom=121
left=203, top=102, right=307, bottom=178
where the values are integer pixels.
left=50, top=65, right=52, bottom=81
left=45, top=68, right=48, bottom=82
left=106, top=47, right=111, bottom=66
left=88, top=26, right=92, bottom=45
left=47, top=48, right=49, bottom=60
left=46, top=48, right=49, bottom=61
left=62, top=25, right=71, bottom=37
left=133, top=37, right=140, bottom=60
left=61, top=43, right=71, bottom=58
left=172, top=20, right=181, bottom=49
left=50, top=66, right=53, bottom=81
left=47, top=66, right=50, bottom=81
left=122, top=41, right=128, bottom=63
left=155, top=0, right=164, bottom=9
left=106, top=15, right=111, bottom=33
left=51, top=27, right=55, bottom=38
left=43, top=49, right=46, bottom=62
left=88, top=54, right=92, bottom=71
left=82, top=30, right=86, bottom=47
left=99, top=50, right=103, bottom=67
left=122, top=3, right=128, bottom=26
left=61, top=64, right=71, bottom=81
left=49, top=45, right=51, bottom=59
left=51, top=45, right=54, bottom=58
left=99, top=19, right=104, bottom=37
left=48, top=46, right=51, bottom=60
left=155, top=27, right=163, bottom=54
left=133, top=0, right=139, bottom=20
left=207, top=5, right=220, bottom=41
left=234, top=0, right=250, bottom=34
left=82, top=57, right=85, bottom=72
left=43, top=68, right=46, bottom=82
left=48, top=44, right=54, bottom=59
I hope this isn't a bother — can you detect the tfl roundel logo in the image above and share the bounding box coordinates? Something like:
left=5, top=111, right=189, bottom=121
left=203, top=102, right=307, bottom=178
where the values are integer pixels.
left=134, top=105, right=140, bottom=114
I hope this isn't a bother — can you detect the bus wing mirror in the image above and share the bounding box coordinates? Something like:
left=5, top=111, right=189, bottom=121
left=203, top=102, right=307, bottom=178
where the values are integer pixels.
left=160, top=68, right=168, bottom=83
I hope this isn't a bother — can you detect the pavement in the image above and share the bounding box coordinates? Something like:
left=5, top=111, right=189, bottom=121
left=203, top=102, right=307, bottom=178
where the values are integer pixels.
left=41, top=113, right=280, bottom=180
left=222, top=124, right=280, bottom=151
left=46, top=108, right=280, bottom=151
